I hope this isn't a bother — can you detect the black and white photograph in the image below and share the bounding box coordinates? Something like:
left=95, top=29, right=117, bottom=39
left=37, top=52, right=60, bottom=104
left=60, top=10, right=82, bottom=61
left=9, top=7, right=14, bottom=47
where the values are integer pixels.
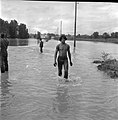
left=0, top=0, right=118, bottom=120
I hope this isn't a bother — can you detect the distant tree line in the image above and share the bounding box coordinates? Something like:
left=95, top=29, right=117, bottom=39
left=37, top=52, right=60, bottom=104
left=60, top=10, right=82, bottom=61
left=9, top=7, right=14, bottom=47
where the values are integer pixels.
left=0, top=18, right=29, bottom=39
left=69, top=31, right=118, bottom=39
left=87, top=31, right=118, bottom=39
left=41, top=31, right=118, bottom=40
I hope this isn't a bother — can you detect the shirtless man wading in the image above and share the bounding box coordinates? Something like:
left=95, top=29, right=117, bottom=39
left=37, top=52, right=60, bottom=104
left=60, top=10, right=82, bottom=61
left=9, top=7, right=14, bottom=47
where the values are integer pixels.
left=53, top=34, right=73, bottom=81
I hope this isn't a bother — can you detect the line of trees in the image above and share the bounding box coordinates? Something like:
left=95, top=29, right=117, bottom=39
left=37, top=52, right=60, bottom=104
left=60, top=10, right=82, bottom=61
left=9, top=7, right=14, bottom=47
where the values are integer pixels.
left=39, top=31, right=118, bottom=40
left=76, top=31, right=118, bottom=39
left=0, top=18, right=29, bottom=39
left=90, top=31, right=118, bottom=39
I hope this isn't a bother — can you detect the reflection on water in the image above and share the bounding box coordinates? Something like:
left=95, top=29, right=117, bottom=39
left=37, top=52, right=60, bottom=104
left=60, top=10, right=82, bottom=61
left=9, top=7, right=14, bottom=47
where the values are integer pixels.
left=9, top=39, right=28, bottom=46
left=1, top=72, right=11, bottom=103
left=53, top=86, right=69, bottom=114
left=0, top=39, right=118, bottom=120
left=0, top=72, right=14, bottom=119
left=72, top=47, right=76, bottom=54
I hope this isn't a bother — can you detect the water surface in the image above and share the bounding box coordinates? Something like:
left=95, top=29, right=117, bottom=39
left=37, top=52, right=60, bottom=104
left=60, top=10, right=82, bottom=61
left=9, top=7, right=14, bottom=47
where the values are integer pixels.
left=0, top=39, right=118, bottom=120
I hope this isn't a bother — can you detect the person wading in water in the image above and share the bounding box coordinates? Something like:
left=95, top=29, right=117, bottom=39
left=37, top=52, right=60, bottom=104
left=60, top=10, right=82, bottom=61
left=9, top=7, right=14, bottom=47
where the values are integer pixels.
left=53, top=34, right=73, bottom=82
left=1, top=33, right=9, bottom=73
left=39, top=38, right=43, bottom=53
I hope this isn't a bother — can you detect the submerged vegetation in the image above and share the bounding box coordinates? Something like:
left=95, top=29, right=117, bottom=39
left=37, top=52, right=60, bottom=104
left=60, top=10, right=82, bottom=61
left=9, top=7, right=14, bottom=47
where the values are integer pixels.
left=93, top=52, right=118, bottom=78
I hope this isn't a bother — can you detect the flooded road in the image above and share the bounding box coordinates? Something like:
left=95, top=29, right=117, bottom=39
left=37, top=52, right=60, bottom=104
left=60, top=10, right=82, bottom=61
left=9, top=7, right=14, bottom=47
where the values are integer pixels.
left=0, top=38, right=118, bottom=120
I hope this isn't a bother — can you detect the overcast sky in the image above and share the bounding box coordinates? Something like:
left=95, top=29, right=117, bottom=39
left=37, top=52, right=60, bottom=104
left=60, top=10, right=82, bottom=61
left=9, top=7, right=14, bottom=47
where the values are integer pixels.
left=1, top=0, right=118, bottom=35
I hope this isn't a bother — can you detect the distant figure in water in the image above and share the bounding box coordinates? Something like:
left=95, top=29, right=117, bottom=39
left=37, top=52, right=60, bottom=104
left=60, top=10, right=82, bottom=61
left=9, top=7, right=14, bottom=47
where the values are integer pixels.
left=0, top=33, right=9, bottom=73
left=39, top=38, right=43, bottom=53
left=53, top=34, right=73, bottom=81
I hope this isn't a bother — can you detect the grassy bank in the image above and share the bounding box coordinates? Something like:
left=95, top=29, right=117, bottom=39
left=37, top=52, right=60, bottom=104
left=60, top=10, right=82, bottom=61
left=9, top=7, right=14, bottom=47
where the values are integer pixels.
left=66, top=37, right=118, bottom=44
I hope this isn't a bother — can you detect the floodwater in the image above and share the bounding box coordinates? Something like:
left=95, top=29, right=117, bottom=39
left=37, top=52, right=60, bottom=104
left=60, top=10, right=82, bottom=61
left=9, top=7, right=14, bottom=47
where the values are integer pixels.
left=0, top=38, right=118, bottom=120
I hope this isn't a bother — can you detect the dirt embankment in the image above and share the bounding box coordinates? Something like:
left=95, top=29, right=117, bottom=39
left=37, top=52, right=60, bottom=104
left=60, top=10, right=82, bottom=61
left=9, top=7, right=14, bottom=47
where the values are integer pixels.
left=93, top=57, right=118, bottom=78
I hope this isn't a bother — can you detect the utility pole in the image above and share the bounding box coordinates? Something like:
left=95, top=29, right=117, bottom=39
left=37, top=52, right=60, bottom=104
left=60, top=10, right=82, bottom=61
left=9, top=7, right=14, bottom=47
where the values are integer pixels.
left=57, top=27, right=59, bottom=35
left=74, top=1, right=77, bottom=47
left=60, top=20, right=62, bottom=36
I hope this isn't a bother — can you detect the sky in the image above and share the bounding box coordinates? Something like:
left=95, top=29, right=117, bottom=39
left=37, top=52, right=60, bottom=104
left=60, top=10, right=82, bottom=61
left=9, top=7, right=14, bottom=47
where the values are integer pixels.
left=1, top=0, right=118, bottom=35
